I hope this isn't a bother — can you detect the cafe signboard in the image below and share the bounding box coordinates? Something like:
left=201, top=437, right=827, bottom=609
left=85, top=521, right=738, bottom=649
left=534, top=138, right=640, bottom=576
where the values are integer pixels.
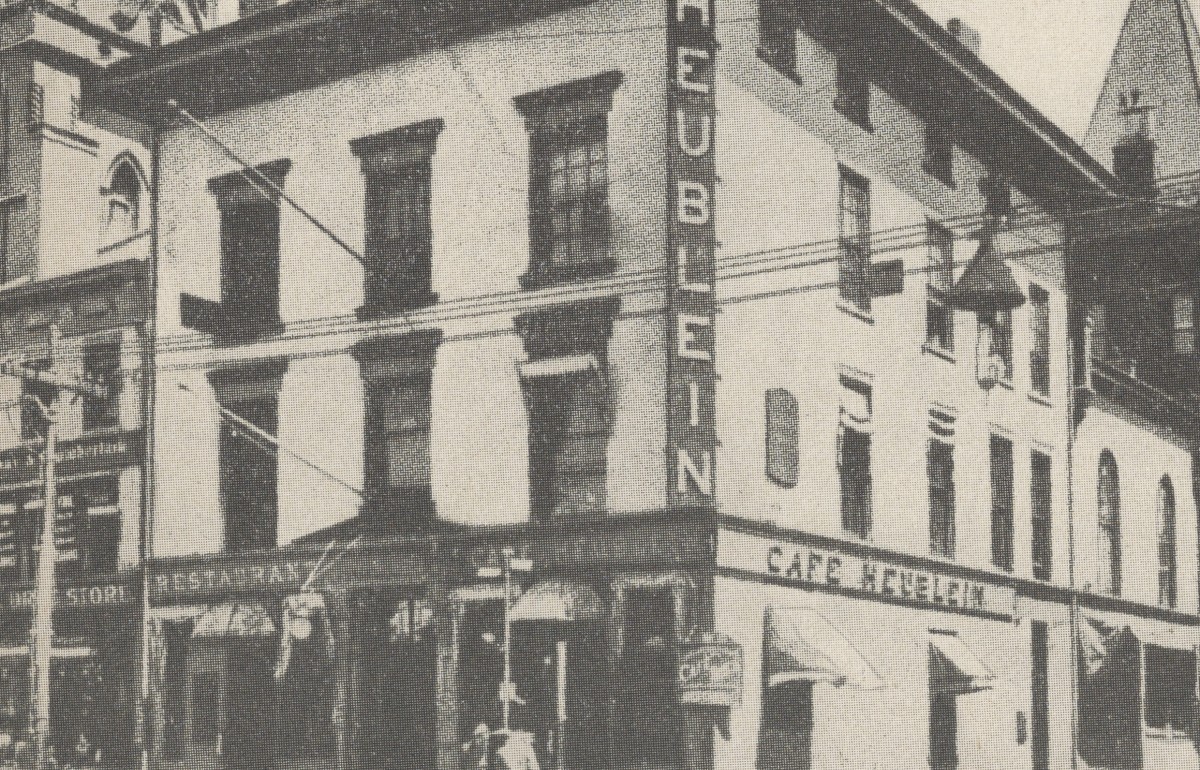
left=718, top=528, right=1017, bottom=619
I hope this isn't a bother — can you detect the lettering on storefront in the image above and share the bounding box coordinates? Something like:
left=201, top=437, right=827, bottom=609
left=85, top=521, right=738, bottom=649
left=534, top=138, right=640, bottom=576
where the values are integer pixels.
left=0, top=430, right=144, bottom=485
left=666, top=0, right=718, bottom=506
left=718, top=530, right=1017, bottom=618
left=3, top=582, right=138, bottom=611
left=678, top=632, right=744, bottom=707
left=152, top=559, right=316, bottom=600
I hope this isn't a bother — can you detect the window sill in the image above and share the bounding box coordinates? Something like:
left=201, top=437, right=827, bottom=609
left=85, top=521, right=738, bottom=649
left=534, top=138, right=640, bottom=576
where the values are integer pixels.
left=520, top=257, right=617, bottom=291
left=1145, top=728, right=1192, bottom=742
left=836, top=299, right=874, bottom=325
left=356, top=289, right=439, bottom=322
left=1028, top=392, right=1053, bottom=408
left=921, top=343, right=955, bottom=364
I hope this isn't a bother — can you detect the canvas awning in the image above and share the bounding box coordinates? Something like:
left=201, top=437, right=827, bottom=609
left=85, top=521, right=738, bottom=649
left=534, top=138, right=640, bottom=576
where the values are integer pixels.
left=929, top=631, right=995, bottom=695
left=763, top=606, right=884, bottom=689
left=518, top=354, right=603, bottom=381
left=510, top=580, right=607, bottom=623
left=192, top=601, right=277, bottom=639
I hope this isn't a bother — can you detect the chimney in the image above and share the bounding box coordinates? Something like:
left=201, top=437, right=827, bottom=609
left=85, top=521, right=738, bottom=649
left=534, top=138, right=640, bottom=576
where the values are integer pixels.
left=947, top=18, right=982, bottom=56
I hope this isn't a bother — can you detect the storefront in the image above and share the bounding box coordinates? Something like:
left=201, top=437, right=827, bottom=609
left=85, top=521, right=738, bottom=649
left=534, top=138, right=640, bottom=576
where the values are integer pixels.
left=0, top=574, right=142, bottom=770
left=144, top=511, right=718, bottom=770
left=713, top=522, right=1044, bottom=770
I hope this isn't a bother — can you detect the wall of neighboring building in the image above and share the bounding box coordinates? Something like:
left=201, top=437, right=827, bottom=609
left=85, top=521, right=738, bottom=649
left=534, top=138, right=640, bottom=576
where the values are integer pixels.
left=151, top=0, right=670, bottom=555
left=713, top=1, right=1072, bottom=585
left=1073, top=403, right=1198, bottom=611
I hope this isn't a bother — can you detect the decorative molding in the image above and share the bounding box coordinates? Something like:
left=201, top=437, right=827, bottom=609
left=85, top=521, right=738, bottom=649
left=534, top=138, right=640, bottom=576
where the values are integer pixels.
left=514, top=296, right=621, bottom=359
left=513, top=70, right=624, bottom=133
left=349, top=117, right=445, bottom=174
left=207, top=158, right=292, bottom=205
left=351, top=328, right=444, bottom=382
left=206, top=356, right=289, bottom=406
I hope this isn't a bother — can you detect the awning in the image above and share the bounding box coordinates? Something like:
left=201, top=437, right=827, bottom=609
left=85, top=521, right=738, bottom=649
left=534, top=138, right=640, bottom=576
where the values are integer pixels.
left=929, top=631, right=995, bottom=695
left=510, top=580, right=607, bottom=623
left=763, top=606, right=884, bottom=690
left=192, top=601, right=277, bottom=639
left=518, top=353, right=603, bottom=381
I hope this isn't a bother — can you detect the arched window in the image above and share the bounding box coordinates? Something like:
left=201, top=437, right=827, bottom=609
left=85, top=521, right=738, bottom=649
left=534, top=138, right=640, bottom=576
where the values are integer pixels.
left=1157, top=476, right=1177, bottom=609
left=1097, top=451, right=1121, bottom=596
left=103, top=160, right=142, bottom=243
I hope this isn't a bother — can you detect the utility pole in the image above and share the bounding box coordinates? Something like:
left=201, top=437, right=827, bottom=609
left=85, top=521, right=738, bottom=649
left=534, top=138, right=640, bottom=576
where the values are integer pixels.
left=0, top=325, right=108, bottom=770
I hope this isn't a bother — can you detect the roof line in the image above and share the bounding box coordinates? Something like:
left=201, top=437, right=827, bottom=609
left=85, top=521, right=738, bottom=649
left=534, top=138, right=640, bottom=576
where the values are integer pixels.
left=876, top=0, right=1117, bottom=192
left=1171, top=0, right=1200, bottom=103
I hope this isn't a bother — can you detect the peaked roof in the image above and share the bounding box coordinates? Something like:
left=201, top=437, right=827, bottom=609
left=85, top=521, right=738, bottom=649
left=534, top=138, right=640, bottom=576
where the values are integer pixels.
left=1084, top=0, right=1200, bottom=181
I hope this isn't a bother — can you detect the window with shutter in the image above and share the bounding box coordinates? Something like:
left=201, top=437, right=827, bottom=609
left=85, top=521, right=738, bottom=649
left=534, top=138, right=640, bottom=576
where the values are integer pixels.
left=838, top=378, right=872, bottom=539
left=1030, top=286, right=1051, bottom=396
left=838, top=169, right=871, bottom=313
left=929, top=440, right=955, bottom=558
left=1031, top=451, right=1053, bottom=581
left=765, top=388, right=800, bottom=487
left=926, top=221, right=954, bottom=353
left=1156, top=476, right=1177, bottom=609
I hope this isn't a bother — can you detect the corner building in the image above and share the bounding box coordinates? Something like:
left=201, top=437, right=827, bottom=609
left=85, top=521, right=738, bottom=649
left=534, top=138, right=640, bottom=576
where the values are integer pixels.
left=85, top=1, right=1200, bottom=770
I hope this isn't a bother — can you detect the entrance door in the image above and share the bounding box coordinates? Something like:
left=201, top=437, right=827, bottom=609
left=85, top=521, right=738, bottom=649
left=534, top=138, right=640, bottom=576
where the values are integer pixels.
left=930, top=693, right=958, bottom=770
left=180, top=646, right=224, bottom=770
left=222, top=643, right=277, bottom=770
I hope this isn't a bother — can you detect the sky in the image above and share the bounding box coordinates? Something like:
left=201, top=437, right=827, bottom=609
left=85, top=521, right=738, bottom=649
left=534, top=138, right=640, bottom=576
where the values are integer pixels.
left=913, top=0, right=1133, bottom=140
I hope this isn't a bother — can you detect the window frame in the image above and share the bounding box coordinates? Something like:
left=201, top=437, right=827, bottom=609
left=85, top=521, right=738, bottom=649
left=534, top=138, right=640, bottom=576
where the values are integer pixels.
left=923, top=120, right=954, bottom=186
left=527, top=370, right=610, bottom=522
left=1031, top=450, right=1053, bottom=581
left=19, top=359, right=54, bottom=442
left=928, top=438, right=955, bottom=559
left=1097, top=451, right=1122, bottom=597
left=1156, top=476, right=1177, bottom=609
left=765, top=388, right=800, bottom=488
left=1029, top=285, right=1052, bottom=397
left=1143, top=644, right=1196, bottom=737
left=925, top=221, right=955, bottom=354
left=514, top=71, right=624, bottom=290
left=838, top=168, right=872, bottom=313
left=838, top=378, right=873, bottom=540
left=990, top=434, right=1015, bottom=572
left=82, top=341, right=123, bottom=433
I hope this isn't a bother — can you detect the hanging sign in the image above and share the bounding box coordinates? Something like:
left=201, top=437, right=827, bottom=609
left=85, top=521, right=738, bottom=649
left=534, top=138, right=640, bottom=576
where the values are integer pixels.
left=678, top=631, right=743, bottom=706
left=666, top=0, right=718, bottom=508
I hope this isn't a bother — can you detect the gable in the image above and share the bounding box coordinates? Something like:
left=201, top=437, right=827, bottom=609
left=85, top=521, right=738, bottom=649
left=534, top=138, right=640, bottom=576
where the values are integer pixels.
left=1084, top=0, right=1200, bottom=181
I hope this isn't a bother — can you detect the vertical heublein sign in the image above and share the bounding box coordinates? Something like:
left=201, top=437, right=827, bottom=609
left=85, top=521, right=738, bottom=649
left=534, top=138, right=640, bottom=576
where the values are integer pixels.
left=667, top=0, right=717, bottom=508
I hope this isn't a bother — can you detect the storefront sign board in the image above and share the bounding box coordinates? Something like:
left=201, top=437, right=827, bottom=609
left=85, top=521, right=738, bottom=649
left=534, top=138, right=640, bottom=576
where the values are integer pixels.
left=718, top=529, right=1017, bottom=619
left=2, top=578, right=140, bottom=612
left=0, top=429, right=145, bottom=486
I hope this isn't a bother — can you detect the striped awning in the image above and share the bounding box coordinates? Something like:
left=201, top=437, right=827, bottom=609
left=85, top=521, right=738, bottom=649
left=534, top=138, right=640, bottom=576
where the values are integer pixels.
left=764, top=606, right=884, bottom=690
left=929, top=630, right=995, bottom=695
left=510, top=580, right=607, bottom=623
left=192, top=601, right=277, bottom=639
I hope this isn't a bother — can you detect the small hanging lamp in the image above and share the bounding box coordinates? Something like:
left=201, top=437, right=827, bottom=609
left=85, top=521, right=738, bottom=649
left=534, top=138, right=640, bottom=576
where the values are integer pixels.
left=943, top=221, right=1026, bottom=320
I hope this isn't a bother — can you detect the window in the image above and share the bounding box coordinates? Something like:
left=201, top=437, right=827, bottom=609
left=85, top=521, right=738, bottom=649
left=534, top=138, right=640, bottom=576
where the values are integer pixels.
left=19, top=360, right=54, bottom=441
left=838, top=168, right=871, bottom=312
left=929, top=439, right=955, bottom=558
left=209, top=360, right=287, bottom=553
left=834, top=59, right=870, bottom=130
left=528, top=372, right=608, bottom=521
left=757, top=0, right=797, bottom=74
left=1029, top=286, right=1051, bottom=396
left=926, top=221, right=954, bottom=353
left=924, top=120, right=954, bottom=185
left=1156, top=476, right=1177, bottom=609
left=757, top=680, right=813, bottom=770
left=930, top=692, right=958, bottom=770
left=990, top=435, right=1014, bottom=572
left=838, top=378, right=872, bottom=539
left=353, top=330, right=442, bottom=523
left=350, top=119, right=444, bottom=318
left=981, top=175, right=1012, bottom=220
left=102, top=161, right=141, bottom=244
left=1031, top=622, right=1050, bottom=770
left=1172, top=293, right=1195, bottom=355
left=82, top=342, right=122, bottom=433
left=1031, top=451, right=1053, bottom=581
left=514, top=72, right=623, bottom=289
left=0, top=481, right=120, bottom=584
left=1097, top=451, right=1121, bottom=596
left=978, top=311, right=1013, bottom=385
left=184, top=160, right=292, bottom=338
left=1144, top=645, right=1196, bottom=735
left=516, top=297, right=618, bottom=523
left=1113, top=139, right=1156, bottom=193
left=765, top=388, right=800, bottom=487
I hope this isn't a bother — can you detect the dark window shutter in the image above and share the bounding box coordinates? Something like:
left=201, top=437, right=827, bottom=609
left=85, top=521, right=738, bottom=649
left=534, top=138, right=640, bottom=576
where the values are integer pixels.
left=765, top=388, right=800, bottom=487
